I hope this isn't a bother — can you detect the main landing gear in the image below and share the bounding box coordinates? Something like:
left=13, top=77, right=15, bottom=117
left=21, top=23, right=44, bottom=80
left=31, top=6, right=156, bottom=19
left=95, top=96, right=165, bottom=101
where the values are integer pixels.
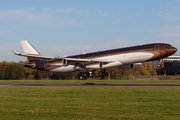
left=78, top=69, right=108, bottom=80
left=97, top=69, right=108, bottom=80
left=78, top=71, right=95, bottom=80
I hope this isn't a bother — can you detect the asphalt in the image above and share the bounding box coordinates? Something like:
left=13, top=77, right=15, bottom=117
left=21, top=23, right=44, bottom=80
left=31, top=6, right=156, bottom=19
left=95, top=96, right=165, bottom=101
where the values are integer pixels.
left=0, top=83, right=180, bottom=87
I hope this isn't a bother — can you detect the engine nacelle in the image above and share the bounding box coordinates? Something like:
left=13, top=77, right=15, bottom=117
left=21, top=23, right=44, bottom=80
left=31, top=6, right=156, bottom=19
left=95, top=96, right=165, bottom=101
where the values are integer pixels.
left=118, top=64, right=134, bottom=69
left=99, top=62, right=103, bottom=68
left=62, top=59, right=68, bottom=66
left=99, top=62, right=109, bottom=68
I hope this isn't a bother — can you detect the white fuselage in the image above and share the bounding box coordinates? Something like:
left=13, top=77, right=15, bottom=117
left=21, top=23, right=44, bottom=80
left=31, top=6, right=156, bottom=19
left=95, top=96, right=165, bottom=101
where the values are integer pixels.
left=49, top=52, right=154, bottom=73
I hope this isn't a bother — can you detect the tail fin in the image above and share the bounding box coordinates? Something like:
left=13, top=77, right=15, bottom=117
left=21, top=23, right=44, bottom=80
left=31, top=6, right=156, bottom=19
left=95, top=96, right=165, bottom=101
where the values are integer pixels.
left=21, top=40, right=40, bottom=62
left=21, top=40, right=40, bottom=55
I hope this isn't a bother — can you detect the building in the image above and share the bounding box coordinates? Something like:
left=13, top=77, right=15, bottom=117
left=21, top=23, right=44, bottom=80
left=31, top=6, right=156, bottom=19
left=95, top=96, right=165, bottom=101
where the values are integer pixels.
left=164, top=62, right=180, bottom=75
left=163, top=55, right=180, bottom=75
left=163, top=55, right=180, bottom=62
left=152, top=55, right=180, bottom=75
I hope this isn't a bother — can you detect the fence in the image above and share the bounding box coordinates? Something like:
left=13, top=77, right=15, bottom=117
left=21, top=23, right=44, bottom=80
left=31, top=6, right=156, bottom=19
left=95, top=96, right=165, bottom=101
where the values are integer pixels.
left=109, top=75, right=180, bottom=80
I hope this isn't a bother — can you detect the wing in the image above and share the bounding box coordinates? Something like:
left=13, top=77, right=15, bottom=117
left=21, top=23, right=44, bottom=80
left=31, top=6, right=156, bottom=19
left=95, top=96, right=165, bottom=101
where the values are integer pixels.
left=11, top=49, right=56, bottom=61
left=63, top=57, right=114, bottom=67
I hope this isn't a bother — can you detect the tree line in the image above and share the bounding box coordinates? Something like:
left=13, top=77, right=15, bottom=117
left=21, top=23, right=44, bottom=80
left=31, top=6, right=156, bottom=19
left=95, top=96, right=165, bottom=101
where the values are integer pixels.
left=0, top=61, right=163, bottom=80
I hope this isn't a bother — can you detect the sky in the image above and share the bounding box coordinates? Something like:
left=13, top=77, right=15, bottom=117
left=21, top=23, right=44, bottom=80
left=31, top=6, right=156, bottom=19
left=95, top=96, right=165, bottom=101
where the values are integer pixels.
left=1, top=0, right=180, bottom=62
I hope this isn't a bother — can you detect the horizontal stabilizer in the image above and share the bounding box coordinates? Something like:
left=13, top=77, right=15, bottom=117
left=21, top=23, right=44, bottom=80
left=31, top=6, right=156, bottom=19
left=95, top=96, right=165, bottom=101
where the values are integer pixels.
left=11, top=49, right=55, bottom=61
left=10, top=62, right=36, bottom=68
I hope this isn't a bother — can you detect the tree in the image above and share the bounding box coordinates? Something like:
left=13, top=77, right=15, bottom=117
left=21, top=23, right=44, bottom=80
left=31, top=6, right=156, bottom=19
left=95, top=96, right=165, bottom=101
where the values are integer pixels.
left=0, top=61, right=7, bottom=79
left=132, top=65, right=144, bottom=75
left=5, top=64, right=16, bottom=79
left=27, top=68, right=37, bottom=80
left=15, top=64, right=26, bottom=79
left=143, top=62, right=157, bottom=75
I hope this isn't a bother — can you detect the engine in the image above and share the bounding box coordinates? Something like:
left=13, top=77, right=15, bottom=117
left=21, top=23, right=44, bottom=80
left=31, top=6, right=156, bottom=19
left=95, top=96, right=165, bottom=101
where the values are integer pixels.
left=63, top=59, right=68, bottom=66
left=118, top=64, right=134, bottom=69
left=99, top=62, right=103, bottom=68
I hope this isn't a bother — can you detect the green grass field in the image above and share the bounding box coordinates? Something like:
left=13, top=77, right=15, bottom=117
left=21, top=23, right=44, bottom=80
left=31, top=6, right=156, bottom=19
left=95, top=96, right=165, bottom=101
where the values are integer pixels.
left=1, top=85, right=180, bottom=120
left=1, top=80, right=180, bottom=84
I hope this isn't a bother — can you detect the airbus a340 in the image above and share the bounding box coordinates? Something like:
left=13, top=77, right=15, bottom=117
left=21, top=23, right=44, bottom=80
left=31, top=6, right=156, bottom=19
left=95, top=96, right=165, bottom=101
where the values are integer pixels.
left=11, top=41, right=177, bottom=79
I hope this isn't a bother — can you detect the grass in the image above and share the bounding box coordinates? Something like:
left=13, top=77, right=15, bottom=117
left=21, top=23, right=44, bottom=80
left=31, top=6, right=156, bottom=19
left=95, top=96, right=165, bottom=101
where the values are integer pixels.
left=1, top=80, right=180, bottom=84
left=0, top=86, right=180, bottom=120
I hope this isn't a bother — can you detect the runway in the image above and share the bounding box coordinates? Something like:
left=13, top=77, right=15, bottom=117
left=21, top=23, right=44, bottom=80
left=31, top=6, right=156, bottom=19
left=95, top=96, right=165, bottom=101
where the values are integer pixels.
left=0, top=83, right=180, bottom=87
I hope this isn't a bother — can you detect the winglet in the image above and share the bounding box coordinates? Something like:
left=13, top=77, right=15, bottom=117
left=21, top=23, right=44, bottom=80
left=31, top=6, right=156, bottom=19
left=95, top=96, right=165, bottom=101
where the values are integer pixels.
left=11, top=49, right=20, bottom=55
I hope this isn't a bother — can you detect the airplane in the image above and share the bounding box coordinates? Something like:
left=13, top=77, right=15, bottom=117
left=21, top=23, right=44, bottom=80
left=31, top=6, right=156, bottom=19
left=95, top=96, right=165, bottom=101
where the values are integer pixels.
left=11, top=40, right=177, bottom=79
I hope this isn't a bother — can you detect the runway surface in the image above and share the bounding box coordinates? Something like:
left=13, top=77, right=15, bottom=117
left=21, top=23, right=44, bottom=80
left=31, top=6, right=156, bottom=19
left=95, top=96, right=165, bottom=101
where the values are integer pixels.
left=0, top=83, right=180, bottom=87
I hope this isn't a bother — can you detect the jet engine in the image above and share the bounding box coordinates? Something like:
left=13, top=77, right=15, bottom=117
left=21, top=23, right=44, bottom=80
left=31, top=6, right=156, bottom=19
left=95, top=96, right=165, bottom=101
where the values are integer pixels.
left=99, top=62, right=103, bottom=68
left=62, top=59, right=68, bottom=66
left=99, top=62, right=109, bottom=68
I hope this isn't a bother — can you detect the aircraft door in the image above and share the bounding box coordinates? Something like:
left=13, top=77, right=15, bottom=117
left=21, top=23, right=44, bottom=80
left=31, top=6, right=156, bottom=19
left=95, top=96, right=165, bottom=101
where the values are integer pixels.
left=154, top=45, right=159, bottom=51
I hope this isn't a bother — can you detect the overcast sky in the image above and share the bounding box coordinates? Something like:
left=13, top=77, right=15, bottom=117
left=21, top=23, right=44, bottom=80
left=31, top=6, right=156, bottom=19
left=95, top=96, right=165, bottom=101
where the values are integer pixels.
left=1, top=0, right=180, bottom=62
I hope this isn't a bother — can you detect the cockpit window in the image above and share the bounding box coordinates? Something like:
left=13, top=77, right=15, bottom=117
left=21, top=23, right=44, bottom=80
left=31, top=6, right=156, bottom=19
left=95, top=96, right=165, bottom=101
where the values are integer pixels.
left=165, top=45, right=172, bottom=48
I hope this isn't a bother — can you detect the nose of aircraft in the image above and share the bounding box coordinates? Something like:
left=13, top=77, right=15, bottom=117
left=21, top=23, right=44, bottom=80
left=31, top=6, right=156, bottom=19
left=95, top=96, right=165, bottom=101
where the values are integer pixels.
left=171, top=47, right=177, bottom=54
left=166, top=47, right=177, bottom=57
left=173, top=47, right=177, bottom=53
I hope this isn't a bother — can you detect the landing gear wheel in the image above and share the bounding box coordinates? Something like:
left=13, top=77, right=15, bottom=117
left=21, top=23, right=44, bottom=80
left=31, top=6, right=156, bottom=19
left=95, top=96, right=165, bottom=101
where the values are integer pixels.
left=97, top=69, right=108, bottom=80
left=78, top=72, right=89, bottom=80
left=79, top=76, right=84, bottom=80
left=98, top=76, right=104, bottom=80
